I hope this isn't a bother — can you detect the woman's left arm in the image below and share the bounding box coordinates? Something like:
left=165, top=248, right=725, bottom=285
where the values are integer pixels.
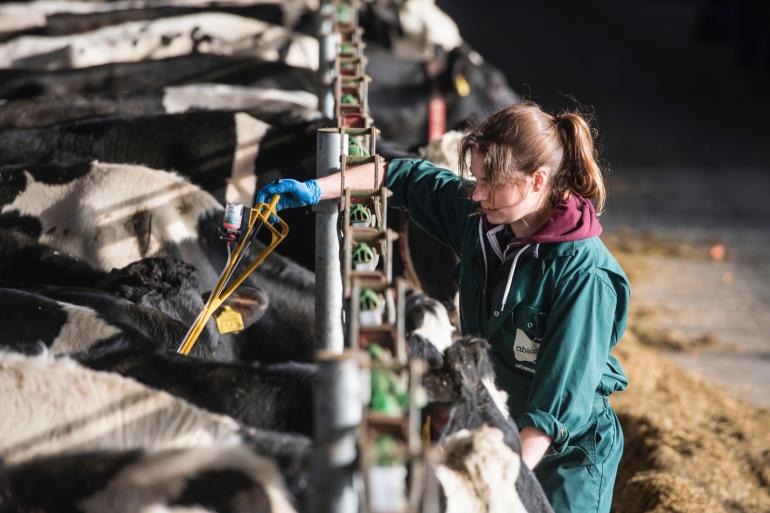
left=517, top=270, right=620, bottom=455
left=520, top=427, right=552, bottom=469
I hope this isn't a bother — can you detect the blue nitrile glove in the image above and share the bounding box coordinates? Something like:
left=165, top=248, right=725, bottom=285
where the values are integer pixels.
left=255, top=179, right=321, bottom=211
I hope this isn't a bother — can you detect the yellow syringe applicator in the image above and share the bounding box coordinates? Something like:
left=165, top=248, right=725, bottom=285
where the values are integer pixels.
left=177, top=194, right=288, bottom=356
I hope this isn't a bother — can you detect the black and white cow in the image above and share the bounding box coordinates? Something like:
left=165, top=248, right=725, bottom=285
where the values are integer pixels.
left=67, top=292, right=460, bottom=436
left=365, top=42, right=518, bottom=151
left=359, top=0, right=463, bottom=57
left=77, top=339, right=317, bottom=436
left=0, top=283, right=268, bottom=361
left=0, top=287, right=190, bottom=355
left=0, top=0, right=310, bottom=39
left=0, top=231, right=269, bottom=359
left=434, top=425, right=552, bottom=513
left=0, top=161, right=315, bottom=363
left=0, top=345, right=548, bottom=513
left=414, top=336, right=553, bottom=513
left=0, top=84, right=320, bottom=130
left=0, top=54, right=318, bottom=102
left=405, top=292, right=456, bottom=368
left=0, top=1, right=304, bottom=42
left=0, top=351, right=246, bottom=465
left=0, top=444, right=300, bottom=513
left=1, top=231, right=205, bottom=319
left=0, top=115, right=326, bottom=205
left=0, top=12, right=318, bottom=71
left=0, top=426, right=543, bottom=513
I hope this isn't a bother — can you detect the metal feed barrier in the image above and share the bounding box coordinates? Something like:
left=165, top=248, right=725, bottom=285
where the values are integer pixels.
left=312, top=2, right=430, bottom=513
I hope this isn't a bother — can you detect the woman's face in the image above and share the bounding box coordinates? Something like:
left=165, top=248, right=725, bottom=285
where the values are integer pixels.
left=469, top=152, right=541, bottom=226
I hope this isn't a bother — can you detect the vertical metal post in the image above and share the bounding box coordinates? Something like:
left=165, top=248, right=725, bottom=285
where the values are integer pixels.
left=318, top=0, right=339, bottom=120
left=315, top=129, right=347, bottom=353
left=311, top=351, right=363, bottom=513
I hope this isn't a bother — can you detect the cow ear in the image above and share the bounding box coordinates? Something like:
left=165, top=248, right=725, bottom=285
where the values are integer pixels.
left=219, top=286, right=269, bottom=327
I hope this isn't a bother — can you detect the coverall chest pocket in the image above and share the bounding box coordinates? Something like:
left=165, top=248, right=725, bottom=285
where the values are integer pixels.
left=494, top=303, right=546, bottom=378
left=499, top=304, right=546, bottom=377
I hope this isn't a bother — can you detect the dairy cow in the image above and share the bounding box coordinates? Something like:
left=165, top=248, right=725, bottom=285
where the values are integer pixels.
left=68, top=292, right=460, bottom=436
left=0, top=346, right=549, bottom=513
left=78, top=339, right=317, bottom=436
left=0, top=112, right=316, bottom=204
left=0, top=351, right=245, bottom=465
left=1, top=231, right=207, bottom=320
left=0, top=426, right=542, bottom=513
left=0, top=350, right=311, bottom=512
left=421, top=336, right=555, bottom=513
left=74, top=293, right=457, bottom=436
left=0, top=161, right=315, bottom=363
left=0, top=283, right=268, bottom=360
left=0, top=115, right=325, bottom=206
left=0, top=84, right=320, bottom=130
left=434, top=425, right=553, bottom=513
left=0, top=12, right=318, bottom=71
left=405, top=292, right=455, bottom=368
left=0, top=0, right=310, bottom=39
left=0, top=445, right=299, bottom=513
left=0, top=231, right=271, bottom=359
left=0, top=2, right=301, bottom=42
left=0, top=32, right=515, bottom=155
left=0, top=287, right=196, bottom=355
left=0, top=54, right=318, bottom=102
left=365, top=42, right=518, bottom=151
left=359, top=0, right=462, bottom=58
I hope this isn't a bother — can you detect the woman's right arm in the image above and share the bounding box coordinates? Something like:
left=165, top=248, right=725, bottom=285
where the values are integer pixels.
left=256, top=158, right=475, bottom=254
left=316, top=161, right=387, bottom=200
left=254, top=161, right=386, bottom=209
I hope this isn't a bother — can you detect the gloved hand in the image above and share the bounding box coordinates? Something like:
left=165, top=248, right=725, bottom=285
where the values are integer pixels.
left=255, top=179, right=321, bottom=211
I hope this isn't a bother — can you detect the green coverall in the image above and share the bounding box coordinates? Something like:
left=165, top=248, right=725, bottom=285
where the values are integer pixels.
left=385, top=158, right=630, bottom=513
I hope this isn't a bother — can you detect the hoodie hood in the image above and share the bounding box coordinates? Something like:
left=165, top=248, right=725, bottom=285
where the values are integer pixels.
left=519, top=194, right=602, bottom=244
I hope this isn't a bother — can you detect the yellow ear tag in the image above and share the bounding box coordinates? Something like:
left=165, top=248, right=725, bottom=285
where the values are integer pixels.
left=454, top=73, right=471, bottom=97
left=422, top=415, right=432, bottom=448
left=215, top=306, right=245, bottom=334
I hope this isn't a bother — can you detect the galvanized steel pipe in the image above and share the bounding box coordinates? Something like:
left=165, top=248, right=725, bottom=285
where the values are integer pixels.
left=315, top=128, right=347, bottom=353
left=310, top=351, right=364, bottom=513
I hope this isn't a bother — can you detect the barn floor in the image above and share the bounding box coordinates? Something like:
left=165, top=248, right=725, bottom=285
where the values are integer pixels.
left=437, top=0, right=770, bottom=511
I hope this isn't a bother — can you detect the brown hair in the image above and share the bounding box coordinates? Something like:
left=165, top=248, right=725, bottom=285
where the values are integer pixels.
left=459, top=102, right=606, bottom=212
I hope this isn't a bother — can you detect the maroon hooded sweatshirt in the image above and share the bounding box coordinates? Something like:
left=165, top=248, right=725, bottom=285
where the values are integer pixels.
left=482, top=194, right=602, bottom=306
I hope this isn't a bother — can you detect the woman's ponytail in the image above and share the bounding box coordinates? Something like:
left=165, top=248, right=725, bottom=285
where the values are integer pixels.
left=553, top=112, right=606, bottom=213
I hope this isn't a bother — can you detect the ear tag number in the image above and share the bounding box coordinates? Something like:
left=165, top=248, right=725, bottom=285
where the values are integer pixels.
left=216, top=306, right=245, bottom=334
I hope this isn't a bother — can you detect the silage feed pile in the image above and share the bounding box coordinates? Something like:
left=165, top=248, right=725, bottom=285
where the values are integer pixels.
left=608, top=237, right=770, bottom=513
left=612, top=333, right=770, bottom=513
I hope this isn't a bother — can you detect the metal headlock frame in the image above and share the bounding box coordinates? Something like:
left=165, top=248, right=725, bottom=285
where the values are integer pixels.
left=312, top=2, right=428, bottom=513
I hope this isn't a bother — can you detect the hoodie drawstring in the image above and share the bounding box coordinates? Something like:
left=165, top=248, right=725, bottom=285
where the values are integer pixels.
left=499, top=243, right=531, bottom=310
left=478, top=219, right=489, bottom=296
left=478, top=219, right=536, bottom=313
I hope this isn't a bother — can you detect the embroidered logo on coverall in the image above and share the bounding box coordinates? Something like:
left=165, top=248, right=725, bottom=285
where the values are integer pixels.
left=513, top=329, right=540, bottom=374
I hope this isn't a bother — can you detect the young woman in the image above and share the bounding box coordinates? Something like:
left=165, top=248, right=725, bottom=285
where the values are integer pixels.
left=256, top=102, right=630, bottom=513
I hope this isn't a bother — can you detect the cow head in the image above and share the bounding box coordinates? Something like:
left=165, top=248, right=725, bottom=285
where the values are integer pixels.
left=419, top=336, right=520, bottom=454
left=405, top=292, right=455, bottom=366
left=99, top=257, right=268, bottom=360
left=100, top=257, right=208, bottom=325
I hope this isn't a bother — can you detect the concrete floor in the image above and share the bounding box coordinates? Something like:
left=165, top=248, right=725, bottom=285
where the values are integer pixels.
left=438, top=0, right=770, bottom=405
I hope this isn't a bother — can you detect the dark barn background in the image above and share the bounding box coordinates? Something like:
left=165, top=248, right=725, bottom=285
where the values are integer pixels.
left=437, top=0, right=770, bottom=405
